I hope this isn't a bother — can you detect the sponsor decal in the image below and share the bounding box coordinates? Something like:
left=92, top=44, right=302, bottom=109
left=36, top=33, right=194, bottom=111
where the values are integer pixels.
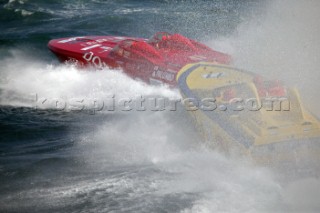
left=202, top=72, right=226, bottom=79
left=85, top=39, right=109, bottom=46
left=96, top=38, right=109, bottom=43
left=152, top=68, right=175, bottom=81
left=86, top=41, right=97, bottom=46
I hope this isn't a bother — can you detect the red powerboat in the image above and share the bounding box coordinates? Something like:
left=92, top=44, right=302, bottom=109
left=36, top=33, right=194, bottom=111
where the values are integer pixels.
left=48, top=32, right=231, bottom=86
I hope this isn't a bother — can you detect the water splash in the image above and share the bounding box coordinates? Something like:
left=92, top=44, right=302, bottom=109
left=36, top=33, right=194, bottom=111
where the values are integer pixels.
left=209, top=0, right=320, bottom=115
left=0, top=50, right=180, bottom=109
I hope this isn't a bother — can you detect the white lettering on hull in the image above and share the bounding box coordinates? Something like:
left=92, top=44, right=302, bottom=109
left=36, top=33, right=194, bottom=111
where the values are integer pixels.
left=81, top=44, right=102, bottom=51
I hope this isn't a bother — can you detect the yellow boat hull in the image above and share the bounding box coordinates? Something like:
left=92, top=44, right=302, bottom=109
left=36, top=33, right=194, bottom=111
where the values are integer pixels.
left=177, top=62, right=320, bottom=174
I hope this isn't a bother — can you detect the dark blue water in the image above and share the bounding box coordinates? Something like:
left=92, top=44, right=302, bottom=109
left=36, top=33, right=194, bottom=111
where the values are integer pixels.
left=1, top=0, right=320, bottom=212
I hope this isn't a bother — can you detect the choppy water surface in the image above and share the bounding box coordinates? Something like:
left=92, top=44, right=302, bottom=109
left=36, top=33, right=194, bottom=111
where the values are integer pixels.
left=1, top=0, right=320, bottom=212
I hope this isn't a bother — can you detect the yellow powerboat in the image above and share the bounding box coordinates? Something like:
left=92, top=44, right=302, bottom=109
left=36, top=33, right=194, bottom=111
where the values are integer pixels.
left=177, top=62, right=320, bottom=175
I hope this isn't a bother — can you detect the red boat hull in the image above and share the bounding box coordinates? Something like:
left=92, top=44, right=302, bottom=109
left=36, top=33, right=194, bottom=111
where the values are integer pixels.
left=48, top=33, right=231, bottom=86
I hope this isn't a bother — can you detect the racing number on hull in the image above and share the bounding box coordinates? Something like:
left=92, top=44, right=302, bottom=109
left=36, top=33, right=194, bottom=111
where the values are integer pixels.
left=83, top=52, right=107, bottom=69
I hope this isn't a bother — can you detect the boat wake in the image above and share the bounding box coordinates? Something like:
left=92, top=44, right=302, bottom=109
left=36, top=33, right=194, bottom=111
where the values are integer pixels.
left=1, top=50, right=320, bottom=212
left=0, top=50, right=180, bottom=110
left=1, top=0, right=320, bottom=211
